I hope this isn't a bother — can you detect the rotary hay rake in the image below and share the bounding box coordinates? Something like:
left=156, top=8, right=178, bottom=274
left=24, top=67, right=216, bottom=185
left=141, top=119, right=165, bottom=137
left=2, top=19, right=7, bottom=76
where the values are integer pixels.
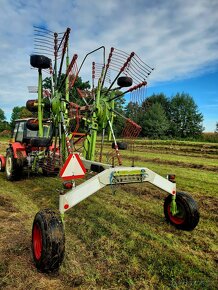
left=0, top=27, right=199, bottom=273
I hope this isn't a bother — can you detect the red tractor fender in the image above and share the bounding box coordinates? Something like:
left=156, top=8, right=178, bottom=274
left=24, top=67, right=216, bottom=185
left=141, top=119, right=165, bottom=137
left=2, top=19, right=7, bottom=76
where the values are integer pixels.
left=0, top=154, right=6, bottom=171
left=11, top=142, right=27, bottom=158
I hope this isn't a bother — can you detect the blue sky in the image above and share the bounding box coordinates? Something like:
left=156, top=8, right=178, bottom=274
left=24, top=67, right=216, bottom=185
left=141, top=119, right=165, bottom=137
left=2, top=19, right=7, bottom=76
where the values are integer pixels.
left=0, top=0, right=217, bottom=131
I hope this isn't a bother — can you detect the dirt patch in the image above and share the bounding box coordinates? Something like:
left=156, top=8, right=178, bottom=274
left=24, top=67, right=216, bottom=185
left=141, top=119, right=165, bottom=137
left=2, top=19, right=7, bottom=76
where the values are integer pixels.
left=0, top=196, right=17, bottom=212
left=197, top=195, right=218, bottom=215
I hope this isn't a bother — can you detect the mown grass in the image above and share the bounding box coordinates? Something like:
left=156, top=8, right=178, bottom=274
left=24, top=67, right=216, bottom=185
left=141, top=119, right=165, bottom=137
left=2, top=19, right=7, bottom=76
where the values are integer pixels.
left=119, top=148, right=218, bottom=167
left=0, top=138, right=217, bottom=289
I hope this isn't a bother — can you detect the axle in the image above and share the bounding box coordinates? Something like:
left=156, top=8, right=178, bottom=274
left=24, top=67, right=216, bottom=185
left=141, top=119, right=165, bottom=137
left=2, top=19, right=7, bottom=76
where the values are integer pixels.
left=59, top=161, right=176, bottom=214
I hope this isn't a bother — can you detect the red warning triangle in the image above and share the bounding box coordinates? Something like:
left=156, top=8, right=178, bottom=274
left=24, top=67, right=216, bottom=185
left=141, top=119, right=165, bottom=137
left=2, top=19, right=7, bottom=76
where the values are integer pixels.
left=60, top=153, right=86, bottom=180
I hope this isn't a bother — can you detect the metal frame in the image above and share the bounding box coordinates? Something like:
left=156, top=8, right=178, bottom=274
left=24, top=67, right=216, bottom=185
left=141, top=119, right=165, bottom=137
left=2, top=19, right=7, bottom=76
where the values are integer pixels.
left=59, top=160, right=176, bottom=214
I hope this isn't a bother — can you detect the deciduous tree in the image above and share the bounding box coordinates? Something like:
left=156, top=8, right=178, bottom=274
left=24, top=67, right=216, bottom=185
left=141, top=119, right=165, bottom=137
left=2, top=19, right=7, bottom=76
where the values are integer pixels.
left=0, top=108, right=6, bottom=122
left=169, top=93, right=204, bottom=138
left=10, top=106, right=33, bottom=128
left=215, top=122, right=218, bottom=133
left=141, top=103, right=169, bottom=138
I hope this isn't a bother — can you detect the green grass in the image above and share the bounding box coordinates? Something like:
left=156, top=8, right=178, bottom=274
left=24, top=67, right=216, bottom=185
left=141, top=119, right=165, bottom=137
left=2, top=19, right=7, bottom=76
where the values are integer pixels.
left=0, top=138, right=218, bottom=289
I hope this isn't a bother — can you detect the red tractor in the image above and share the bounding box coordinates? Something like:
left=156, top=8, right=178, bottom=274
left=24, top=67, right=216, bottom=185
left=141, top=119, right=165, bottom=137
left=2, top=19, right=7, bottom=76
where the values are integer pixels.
left=0, top=118, right=59, bottom=180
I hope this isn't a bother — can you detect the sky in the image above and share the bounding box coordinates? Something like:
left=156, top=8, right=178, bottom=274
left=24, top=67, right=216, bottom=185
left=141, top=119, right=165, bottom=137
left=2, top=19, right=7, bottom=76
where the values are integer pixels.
left=0, top=0, right=217, bottom=131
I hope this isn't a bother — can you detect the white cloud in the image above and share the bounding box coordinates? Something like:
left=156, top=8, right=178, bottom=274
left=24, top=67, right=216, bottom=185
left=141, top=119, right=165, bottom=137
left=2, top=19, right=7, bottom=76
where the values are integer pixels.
left=0, top=0, right=218, bottom=122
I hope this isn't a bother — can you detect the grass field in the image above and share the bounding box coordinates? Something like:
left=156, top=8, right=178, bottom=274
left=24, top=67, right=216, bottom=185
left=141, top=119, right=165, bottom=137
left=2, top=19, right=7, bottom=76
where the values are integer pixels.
left=0, top=138, right=217, bottom=289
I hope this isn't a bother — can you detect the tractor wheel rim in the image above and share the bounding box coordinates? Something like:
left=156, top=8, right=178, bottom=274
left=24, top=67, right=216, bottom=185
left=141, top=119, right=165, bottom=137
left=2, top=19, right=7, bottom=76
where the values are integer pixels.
left=167, top=204, right=185, bottom=225
left=33, top=224, right=42, bottom=260
left=6, top=157, right=12, bottom=176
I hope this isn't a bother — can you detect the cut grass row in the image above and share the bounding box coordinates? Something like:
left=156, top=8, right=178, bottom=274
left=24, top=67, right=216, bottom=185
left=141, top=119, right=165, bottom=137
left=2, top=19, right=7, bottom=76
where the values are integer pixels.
left=97, top=139, right=218, bottom=156
left=96, top=141, right=218, bottom=171
left=128, top=139, right=218, bottom=148
left=120, top=148, right=218, bottom=167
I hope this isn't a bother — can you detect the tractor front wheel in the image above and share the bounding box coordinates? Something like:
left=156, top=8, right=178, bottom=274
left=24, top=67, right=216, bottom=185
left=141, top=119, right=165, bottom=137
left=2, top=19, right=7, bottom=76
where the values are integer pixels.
left=0, top=156, right=5, bottom=172
left=32, top=209, right=65, bottom=273
left=5, top=149, right=22, bottom=181
left=164, top=192, right=199, bottom=231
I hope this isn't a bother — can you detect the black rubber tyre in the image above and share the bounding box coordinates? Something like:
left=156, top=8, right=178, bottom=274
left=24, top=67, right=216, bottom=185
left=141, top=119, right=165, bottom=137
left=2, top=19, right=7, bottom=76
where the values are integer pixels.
left=26, top=99, right=51, bottom=113
left=26, top=100, right=38, bottom=112
left=164, top=192, right=200, bottom=231
left=26, top=119, right=39, bottom=131
left=112, top=141, right=128, bottom=150
left=5, top=149, right=22, bottom=181
left=117, top=76, right=133, bottom=87
left=30, top=137, right=51, bottom=147
left=30, top=55, right=51, bottom=69
left=0, top=158, right=5, bottom=172
left=32, top=209, right=65, bottom=273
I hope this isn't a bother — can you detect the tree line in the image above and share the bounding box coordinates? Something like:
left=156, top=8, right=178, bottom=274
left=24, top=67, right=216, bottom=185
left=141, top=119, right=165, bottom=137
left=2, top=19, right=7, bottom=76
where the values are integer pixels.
left=124, top=92, right=205, bottom=139
left=0, top=76, right=217, bottom=139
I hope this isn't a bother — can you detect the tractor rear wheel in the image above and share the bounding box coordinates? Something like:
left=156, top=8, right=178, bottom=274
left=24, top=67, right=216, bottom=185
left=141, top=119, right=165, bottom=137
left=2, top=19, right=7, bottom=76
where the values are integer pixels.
left=32, top=209, right=65, bottom=273
left=5, top=149, right=22, bottom=181
left=164, top=192, right=199, bottom=231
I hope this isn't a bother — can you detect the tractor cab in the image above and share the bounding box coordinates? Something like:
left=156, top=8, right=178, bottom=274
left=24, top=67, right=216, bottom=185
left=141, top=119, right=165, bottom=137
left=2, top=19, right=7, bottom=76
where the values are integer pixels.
left=13, top=119, right=37, bottom=144
left=12, top=118, right=52, bottom=146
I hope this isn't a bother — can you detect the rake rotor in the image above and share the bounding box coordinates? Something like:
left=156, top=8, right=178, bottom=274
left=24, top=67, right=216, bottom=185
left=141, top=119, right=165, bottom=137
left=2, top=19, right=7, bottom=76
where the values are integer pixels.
left=29, top=26, right=154, bottom=167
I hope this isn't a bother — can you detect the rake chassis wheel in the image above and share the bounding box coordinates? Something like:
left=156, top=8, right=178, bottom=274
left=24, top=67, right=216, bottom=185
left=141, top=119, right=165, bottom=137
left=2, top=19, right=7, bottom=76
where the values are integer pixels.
left=112, top=141, right=128, bottom=150
left=164, top=192, right=200, bottom=231
left=32, top=209, right=65, bottom=273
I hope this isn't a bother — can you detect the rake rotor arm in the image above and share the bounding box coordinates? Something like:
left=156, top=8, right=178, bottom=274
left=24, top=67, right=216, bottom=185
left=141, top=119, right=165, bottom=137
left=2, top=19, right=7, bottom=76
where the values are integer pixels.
left=53, top=32, right=58, bottom=85
left=34, top=38, right=54, bottom=46
left=59, top=165, right=176, bottom=214
left=57, top=28, right=71, bottom=86
left=110, top=108, right=128, bottom=121
left=58, top=54, right=78, bottom=92
left=107, top=81, right=147, bottom=102
left=77, top=46, right=106, bottom=80
left=105, top=52, right=135, bottom=95
left=101, top=47, right=114, bottom=89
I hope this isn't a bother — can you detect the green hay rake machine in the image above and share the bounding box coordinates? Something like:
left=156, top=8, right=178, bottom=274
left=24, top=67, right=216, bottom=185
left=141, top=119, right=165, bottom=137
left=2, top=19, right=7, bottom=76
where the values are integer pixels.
left=0, top=27, right=199, bottom=273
